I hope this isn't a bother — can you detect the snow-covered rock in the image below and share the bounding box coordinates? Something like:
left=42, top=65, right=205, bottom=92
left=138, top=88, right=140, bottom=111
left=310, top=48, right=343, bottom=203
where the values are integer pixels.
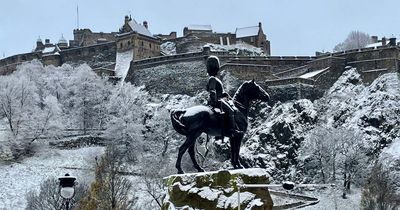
left=162, top=168, right=273, bottom=210
left=161, top=41, right=177, bottom=55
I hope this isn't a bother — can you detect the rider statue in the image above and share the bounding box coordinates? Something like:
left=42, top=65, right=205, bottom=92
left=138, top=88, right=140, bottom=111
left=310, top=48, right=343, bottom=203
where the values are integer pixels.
left=206, top=55, right=242, bottom=138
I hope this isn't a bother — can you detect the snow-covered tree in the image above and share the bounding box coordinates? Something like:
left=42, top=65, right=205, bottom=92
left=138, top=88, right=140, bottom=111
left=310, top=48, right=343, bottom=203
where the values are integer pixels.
left=65, top=64, right=111, bottom=134
left=104, top=83, right=149, bottom=161
left=333, top=31, right=372, bottom=52
left=300, top=126, right=368, bottom=192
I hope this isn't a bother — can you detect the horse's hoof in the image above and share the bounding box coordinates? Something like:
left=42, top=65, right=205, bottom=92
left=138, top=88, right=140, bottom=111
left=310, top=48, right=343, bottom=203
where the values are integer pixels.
left=233, top=164, right=243, bottom=169
left=177, top=170, right=185, bottom=174
left=197, top=168, right=205, bottom=172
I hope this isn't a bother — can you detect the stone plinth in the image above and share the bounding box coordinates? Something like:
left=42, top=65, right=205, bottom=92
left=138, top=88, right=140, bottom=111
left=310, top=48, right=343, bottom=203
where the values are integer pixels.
left=162, top=168, right=273, bottom=210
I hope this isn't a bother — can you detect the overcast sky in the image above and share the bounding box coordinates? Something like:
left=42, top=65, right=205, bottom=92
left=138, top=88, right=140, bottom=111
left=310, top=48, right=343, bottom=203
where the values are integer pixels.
left=1, top=0, right=399, bottom=57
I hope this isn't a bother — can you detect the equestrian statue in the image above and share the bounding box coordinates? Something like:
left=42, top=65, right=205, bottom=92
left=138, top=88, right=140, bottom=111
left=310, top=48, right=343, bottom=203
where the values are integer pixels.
left=170, top=56, right=270, bottom=174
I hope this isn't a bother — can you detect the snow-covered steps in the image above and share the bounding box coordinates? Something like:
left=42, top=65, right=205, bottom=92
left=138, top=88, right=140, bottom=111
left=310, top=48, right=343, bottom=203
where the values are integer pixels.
left=162, top=168, right=273, bottom=210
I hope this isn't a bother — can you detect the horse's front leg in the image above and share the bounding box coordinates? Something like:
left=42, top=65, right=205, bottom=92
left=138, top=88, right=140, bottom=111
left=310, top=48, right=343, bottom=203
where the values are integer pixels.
left=229, top=137, right=237, bottom=168
left=234, top=136, right=244, bottom=169
left=188, top=143, right=205, bottom=172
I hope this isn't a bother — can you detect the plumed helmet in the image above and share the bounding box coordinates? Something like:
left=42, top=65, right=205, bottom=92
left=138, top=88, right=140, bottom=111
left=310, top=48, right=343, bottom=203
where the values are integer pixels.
left=206, top=55, right=220, bottom=76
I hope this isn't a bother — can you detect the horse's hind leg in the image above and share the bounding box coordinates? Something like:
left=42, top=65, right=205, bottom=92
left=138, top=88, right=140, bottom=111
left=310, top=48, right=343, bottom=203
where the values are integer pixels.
left=175, top=137, right=191, bottom=174
left=188, top=143, right=205, bottom=172
left=175, top=133, right=200, bottom=174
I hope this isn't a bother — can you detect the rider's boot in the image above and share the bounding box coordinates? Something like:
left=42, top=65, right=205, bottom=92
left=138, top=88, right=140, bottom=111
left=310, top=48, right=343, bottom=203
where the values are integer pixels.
left=228, top=114, right=243, bottom=138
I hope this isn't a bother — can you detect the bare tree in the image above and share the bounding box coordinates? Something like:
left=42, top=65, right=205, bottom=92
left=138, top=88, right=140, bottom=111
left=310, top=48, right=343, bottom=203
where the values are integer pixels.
left=78, top=145, right=136, bottom=210
left=300, top=126, right=337, bottom=183
left=360, top=162, right=400, bottom=210
left=300, top=126, right=368, bottom=194
left=25, top=177, right=87, bottom=210
left=333, top=31, right=372, bottom=52
left=336, top=128, right=368, bottom=198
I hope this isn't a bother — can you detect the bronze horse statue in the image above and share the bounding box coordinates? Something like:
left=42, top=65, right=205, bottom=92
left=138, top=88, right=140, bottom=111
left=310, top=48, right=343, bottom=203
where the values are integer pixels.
left=170, top=80, right=270, bottom=174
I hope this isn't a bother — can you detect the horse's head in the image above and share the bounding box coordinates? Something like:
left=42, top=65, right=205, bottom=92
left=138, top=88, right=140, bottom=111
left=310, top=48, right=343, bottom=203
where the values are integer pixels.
left=243, top=80, right=270, bottom=102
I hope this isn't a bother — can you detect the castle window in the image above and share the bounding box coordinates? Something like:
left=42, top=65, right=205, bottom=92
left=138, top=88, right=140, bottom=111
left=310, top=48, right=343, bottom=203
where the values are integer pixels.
left=149, top=43, right=152, bottom=49
left=128, top=41, right=131, bottom=46
left=141, top=41, right=144, bottom=46
left=120, top=43, right=123, bottom=48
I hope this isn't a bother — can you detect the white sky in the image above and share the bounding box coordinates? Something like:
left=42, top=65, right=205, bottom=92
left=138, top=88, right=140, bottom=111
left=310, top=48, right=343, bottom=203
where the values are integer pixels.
left=1, top=0, right=399, bottom=57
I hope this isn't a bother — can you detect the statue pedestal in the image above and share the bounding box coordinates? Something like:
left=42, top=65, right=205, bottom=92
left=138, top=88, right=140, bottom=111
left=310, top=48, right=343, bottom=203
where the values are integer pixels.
left=162, top=168, right=273, bottom=210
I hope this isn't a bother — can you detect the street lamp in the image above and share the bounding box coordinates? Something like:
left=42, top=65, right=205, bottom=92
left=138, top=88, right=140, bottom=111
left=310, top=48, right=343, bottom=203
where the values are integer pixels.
left=59, top=173, right=76, bottom=210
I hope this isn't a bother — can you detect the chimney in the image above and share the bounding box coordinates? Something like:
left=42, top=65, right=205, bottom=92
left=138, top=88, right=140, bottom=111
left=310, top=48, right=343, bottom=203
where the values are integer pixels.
left=371, top=36, right=378, bottom=43
left=124, top=15, right=129, bottom=25
left=143, top=21, right=148, bottom=29
left=35, top=37, right=44, bottom=51
left=389, top=37, right=396, bottom=46
left=45, top=39, right=50, bottom=44
left=382, top=37, right=387, bottom=46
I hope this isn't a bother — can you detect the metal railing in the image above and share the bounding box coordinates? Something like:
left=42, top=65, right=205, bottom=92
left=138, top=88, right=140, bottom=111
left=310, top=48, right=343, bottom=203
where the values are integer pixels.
left=236, top=177, right=335, bottom=210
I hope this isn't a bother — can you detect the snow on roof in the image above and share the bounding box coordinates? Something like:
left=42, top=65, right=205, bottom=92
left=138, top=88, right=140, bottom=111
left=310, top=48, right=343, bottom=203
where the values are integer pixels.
left=299, top=67, right=329, bottom=79
left=187, top=24, right=212, bottom=31
left=236, top=26, right=259, bottom=38
left=58, top=35, right=67, bottom=44
left=42, top=46, right=55, bottom=53
left=128, top=19, right=154, bottom=37
left=365, top=42, right=383, bottom=48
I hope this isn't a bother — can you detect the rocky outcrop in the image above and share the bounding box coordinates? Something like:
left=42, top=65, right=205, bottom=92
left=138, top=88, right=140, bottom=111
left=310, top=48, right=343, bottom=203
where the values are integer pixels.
left=162, top=168, right=273, bottom=210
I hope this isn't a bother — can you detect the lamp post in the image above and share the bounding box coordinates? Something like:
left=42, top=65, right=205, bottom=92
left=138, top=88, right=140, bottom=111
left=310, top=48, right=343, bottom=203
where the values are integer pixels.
left=58, top=173, right=76, bottom=210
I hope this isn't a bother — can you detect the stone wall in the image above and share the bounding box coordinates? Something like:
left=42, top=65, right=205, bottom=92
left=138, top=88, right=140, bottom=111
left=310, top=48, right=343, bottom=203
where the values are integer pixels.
left=0, top=52, right=42, bottom=75
left=60, top=42, right=117, bottom=69
left=126, top=60, right=207, bottom=96
left=73, top=29, right=117, bottom=47
left=220, top=63, right=278, bottom=82
left=227, top=56, right=314, bottom=74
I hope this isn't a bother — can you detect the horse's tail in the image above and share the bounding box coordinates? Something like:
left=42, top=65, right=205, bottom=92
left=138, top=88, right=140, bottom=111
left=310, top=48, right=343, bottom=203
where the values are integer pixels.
left=170, top=110, right=187, bottom=135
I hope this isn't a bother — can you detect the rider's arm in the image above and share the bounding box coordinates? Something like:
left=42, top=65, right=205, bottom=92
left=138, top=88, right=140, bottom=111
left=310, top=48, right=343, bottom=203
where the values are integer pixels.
left=208, top=77, right=218, bottom=105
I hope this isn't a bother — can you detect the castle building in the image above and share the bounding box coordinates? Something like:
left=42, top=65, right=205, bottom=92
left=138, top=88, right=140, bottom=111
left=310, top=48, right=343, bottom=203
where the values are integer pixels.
left=235, top=22, right=270, bottom=55
left=183, top=25, right=213, bottom=36
left=178, top=22, right=271, bottom=55
left=116, top=15, right=161, bottom=60
left=71, top=29, right=117, bottom=47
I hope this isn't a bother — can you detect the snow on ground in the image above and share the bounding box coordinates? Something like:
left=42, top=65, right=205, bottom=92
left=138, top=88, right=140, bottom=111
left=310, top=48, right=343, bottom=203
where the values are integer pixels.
left=299, top=187, right=362, bottom=210
left=0, top=142, right=103, bottom=210
left=114, top=50, right=133, bottom=80
left=299, top=67, right=329, bottom=79
left=205, top=42, right=264, bottom=56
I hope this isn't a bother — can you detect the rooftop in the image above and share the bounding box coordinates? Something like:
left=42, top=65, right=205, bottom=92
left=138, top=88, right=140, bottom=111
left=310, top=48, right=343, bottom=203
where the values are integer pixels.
left=187, top=24, right=212, bottom=31
left=236, top=26, right=260, bottom=38
left=127, top=18, right=153, bottom=38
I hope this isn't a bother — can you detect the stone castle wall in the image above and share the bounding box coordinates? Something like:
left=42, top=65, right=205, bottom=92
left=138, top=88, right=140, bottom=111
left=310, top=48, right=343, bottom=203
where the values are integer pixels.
left=72, top=29, right=117, bottom=47
left=0, top=42, right=117, bottom=75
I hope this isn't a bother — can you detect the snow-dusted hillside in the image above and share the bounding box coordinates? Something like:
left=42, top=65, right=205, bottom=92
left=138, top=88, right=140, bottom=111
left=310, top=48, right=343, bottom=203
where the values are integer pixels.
left=238, top=69, right=400, bottom=180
